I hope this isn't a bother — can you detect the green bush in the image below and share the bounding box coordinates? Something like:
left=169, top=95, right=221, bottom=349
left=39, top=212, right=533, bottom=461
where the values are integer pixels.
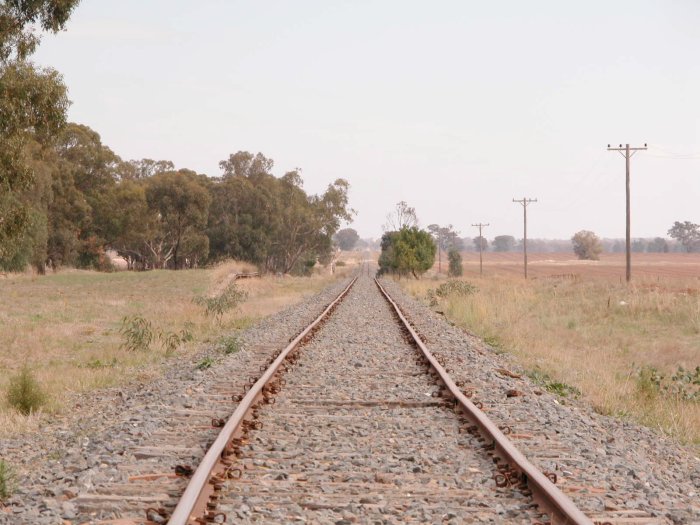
left=435, top=280, right=476, bottom=298
left=196, top=356, right=214, bottom=370
left=635, top=365, right=700, bottom=402
left=219, top=335, right=241, bottom=355
left=378, top=227, right=436, bottom=279
left=447, top=249, right=463, bottom=277
left=527, top=368, right=581, bottom=399
left=428, top=280, right=478, bottom=304
left=194, top=283, right=248, bottom=322
left=6, top=366, right=47, bottom=415
left=0, top=459, right=15, bottom=500
left=119, top=315, right=154, bottom=352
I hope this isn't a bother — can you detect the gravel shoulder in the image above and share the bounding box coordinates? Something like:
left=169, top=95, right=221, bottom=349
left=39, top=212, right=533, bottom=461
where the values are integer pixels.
left=0, top=277, right=351, bottom=524
left=381, top=278, right=700, bottom=524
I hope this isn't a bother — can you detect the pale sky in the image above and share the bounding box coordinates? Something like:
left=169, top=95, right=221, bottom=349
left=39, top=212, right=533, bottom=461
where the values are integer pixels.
left=33, top=1, right=700, bottom=240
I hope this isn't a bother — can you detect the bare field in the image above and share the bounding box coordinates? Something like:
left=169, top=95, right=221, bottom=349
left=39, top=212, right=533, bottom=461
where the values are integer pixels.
left=404, top=254, right=700, bottom=445
left=450, top=252, right=700, bottom=280
left=0, top=262, right=342, bottom=435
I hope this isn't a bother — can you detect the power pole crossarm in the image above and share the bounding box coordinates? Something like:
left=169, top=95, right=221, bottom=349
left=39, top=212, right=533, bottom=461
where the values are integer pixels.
left=471, top=223, right=489, bottom=276
left=607, top=143, right=647, bottom=283
left=512, top=198, right=537, bottom=279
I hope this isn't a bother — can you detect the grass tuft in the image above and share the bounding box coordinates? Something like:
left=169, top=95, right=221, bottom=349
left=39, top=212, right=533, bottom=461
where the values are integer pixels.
left=527, top=368, right=581, bottom=398
left=6, top=366, right=47, bottom=415
left=219, top=335, right=241, bottom=355
left=0, top=459, right=15, bottom=500
left=196, top=356, right=214, bottom=370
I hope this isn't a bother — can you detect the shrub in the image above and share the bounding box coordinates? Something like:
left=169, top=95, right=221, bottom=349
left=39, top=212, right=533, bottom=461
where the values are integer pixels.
left=427, top=280, right=477, bottom=306
left=527, top=368, right=581, bottom=398
left=635, top=365, right=700, bottom=402
left=194, top=283, right=248, bottom=322
left=447, top=249, right=463, bottom=277
left=119, top=315, right=154, bottom=352
left=636, top=365, right=662, bottom=399
left=219, top=335, right=241, bottom=355
left=378, top=227, right=436, bottom=279
left=435, top=280, right=477, bottom=298
left=0, top=460, right=15, bottom=500
left=196, top=356, right=214, bottom=370
left=6, top=366, right=47, bottom=415
left=571, top=230, right=603, bottom=260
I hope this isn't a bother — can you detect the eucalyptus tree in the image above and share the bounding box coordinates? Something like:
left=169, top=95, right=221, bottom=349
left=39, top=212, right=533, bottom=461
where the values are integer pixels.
left=0, top=0, right=78, bottom=260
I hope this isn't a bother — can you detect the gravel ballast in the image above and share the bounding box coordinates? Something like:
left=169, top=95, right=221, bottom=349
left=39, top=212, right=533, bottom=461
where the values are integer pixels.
left=1, top=272, right=698, bottom=524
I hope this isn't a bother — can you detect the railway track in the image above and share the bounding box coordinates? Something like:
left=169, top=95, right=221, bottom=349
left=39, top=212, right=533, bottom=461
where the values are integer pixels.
left=11, top=270, right=693, bottom=524
left=162, top=273, right=589, bottom=524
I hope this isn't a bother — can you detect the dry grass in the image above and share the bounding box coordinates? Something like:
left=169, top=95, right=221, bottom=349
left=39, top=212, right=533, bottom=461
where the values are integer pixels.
left=402, top=273, right=700, bottom=446
left=0, top=261, right=341, bottom=435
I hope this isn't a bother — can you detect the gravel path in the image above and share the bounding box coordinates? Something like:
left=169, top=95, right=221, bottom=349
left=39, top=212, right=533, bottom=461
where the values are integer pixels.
left=0, top=277, right=351, bottom=525
left=380, top=278, right=700, bottom=525
left=217, top=275, right=543, bottom=523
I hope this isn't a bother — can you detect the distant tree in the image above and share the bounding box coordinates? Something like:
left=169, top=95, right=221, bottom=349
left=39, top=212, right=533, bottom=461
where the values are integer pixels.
left=207, top=153, right=353, bottom=273
left=460, top=237, right=474, bottom=252
left=667, top=221, right=700, bottom=253
left=492, top=235, right=515, bottom=252
left=571, top=230, right=602, bottom=260
left=631, top=238, right=647, bottom=253
left=611, top=240, right=625, bottom=253
left=334, top=228, right=360, bottom=250
left=146, top=170, right=212, bottom=269
left=267, top=176, right=353, bottom=274
left=473, top=236, right=488, bottom=251
left=448, top=248, right=463, bottom=277
left=378, top=227, right=436, bottom=279
left=427, top=223, right=460, bottom=273
left=647, top=237, right=669, bottom=253
left=102, top=180, right=154, bottom=269
left=384, top=201, right=418, bottom=231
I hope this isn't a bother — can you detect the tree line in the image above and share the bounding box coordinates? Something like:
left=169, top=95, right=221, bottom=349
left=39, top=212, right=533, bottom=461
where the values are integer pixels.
left=3, top=126, right=353, bottom=273
left=0, top=2, right=352, bottom=274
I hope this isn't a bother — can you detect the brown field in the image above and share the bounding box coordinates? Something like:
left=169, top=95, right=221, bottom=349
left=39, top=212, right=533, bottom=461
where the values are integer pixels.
left=403, top=252, right=700, bottom=446
left=0, top=261, right=344, bottom=435
left=443, top=252, right=700, bottom=280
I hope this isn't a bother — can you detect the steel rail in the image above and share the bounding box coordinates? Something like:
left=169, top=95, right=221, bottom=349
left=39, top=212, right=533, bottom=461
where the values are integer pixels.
left=374, top=278, right=593, bottom=525
left=168, top=276, right=358, bottom=525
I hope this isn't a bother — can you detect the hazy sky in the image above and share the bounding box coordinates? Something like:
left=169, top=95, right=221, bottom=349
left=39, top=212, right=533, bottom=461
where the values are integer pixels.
left=34, top=1, right=700, bottom=240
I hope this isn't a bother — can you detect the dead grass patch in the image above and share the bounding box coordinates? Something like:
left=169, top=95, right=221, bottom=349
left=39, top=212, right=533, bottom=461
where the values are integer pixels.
left=0, top=262, right=340, bottom=435
left=402, top=274, right=700, bottom=446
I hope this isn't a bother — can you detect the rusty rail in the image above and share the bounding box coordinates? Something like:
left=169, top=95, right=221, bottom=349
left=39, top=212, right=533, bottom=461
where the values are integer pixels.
left=374, top=278, right=593, bottom=525
left=168, top=276, right=358, bottom=525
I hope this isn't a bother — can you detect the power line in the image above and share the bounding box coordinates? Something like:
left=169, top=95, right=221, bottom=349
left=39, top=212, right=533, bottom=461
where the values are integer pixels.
left=607, top=143, right=647, bottom=283
left=512, top=198, right=537, bottom=279
left=471, top=223, right=489, bottom=276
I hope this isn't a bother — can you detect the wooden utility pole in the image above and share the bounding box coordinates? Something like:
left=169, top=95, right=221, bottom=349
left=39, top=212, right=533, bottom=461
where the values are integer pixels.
left=471, top=223, right=489, bottom=276
left=607, top=143, right=647, bottom=283
left=512, top=198, right=537, bottom=278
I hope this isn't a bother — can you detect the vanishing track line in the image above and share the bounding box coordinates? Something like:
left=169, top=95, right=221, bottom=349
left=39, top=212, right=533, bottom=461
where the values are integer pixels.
left=167, top=273, right=590, bottom=524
